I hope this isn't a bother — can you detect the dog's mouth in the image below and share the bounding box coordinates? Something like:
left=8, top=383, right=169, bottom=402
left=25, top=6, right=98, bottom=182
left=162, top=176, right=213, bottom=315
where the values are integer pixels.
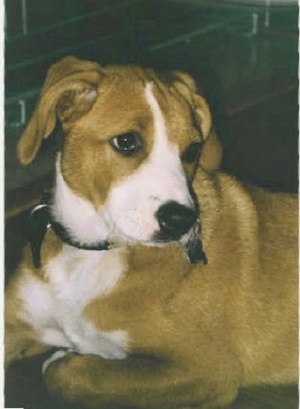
left=151, top=219, right=207, bottom=265
left=150, top=201, right=207, bottom=263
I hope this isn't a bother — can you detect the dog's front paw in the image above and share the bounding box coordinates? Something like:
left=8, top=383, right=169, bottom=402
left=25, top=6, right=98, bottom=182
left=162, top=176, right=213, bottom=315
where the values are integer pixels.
left=43, top=353, right=96, bottom=407
left=42, top=349, right=70, bottom=374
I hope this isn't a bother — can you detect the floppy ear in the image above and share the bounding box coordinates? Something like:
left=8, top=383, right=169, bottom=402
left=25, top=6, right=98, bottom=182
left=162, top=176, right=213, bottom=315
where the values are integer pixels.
left=17, top=56, right=105, bottom=165
left=198, top=127, right=222, bottom=173
left=172, top=71, right=222, bottom=172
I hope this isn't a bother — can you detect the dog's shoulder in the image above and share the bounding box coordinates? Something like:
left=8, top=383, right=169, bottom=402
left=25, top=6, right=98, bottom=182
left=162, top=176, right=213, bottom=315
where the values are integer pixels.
left=246, top=185, right=297, bottom=228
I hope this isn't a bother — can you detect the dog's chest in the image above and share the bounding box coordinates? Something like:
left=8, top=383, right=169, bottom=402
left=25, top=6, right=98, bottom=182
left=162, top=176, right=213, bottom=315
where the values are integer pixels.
left=20, top=246, right=128, bottom=360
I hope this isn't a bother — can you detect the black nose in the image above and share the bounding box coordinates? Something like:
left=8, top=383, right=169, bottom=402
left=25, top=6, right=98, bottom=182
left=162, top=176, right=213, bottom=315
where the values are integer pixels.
left=155, top=201, right=197, bottom=241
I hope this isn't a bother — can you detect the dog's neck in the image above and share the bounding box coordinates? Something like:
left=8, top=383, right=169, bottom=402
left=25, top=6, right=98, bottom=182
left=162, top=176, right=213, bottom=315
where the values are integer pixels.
left=30, top=156, right=207, bottom=268
left=29, top=202, right=114, bottom=268
left=29, top=156, right=118, bottom=268
left=52, top=156, right=112, bottom=246
left=29, top=202, right=207, bottom=269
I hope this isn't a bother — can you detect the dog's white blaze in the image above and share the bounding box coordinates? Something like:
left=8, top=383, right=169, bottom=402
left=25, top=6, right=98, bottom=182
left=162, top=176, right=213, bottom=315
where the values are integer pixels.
left=145, top=82, right=169, bottom=158
left=144, top=82, right=192, bottom=206
left=19, top=248, right=128, bottom=360
left=105, top=83, right=194, bottom=242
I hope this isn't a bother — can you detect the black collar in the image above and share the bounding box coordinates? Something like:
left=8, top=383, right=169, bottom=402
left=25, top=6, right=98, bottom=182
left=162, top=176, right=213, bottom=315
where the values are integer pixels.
left=29, top=193, right=207, bottom=269
left=29, top=202, right=111, bottom=268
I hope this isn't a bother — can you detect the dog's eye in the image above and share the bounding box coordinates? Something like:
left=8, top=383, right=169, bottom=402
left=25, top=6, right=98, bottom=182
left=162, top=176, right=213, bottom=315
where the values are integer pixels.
left=181, top=142, right=203, bottom=163
left=110, top=132, right=142, bottom=156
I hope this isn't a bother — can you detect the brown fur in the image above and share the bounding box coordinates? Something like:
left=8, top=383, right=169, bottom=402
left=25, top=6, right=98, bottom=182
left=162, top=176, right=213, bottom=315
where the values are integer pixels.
left=5, top=57, right=297, bottom=409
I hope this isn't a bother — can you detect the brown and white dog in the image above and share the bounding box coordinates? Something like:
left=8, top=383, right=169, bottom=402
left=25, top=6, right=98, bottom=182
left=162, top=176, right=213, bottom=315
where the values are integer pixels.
left=5, top=56, right=298, bottom=409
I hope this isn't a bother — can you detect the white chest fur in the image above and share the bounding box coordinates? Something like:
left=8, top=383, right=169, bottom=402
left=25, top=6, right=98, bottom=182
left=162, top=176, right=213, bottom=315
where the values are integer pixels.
left=19, top=246, right=128, bottom=360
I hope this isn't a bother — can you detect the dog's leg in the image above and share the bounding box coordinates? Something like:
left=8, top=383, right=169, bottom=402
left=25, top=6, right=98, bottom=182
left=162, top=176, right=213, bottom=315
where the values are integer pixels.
left=5, top=276, right=52, bottom=367
left=5, top=321, right=50, bottom=368
left=44, top=352, right=240, bottom=409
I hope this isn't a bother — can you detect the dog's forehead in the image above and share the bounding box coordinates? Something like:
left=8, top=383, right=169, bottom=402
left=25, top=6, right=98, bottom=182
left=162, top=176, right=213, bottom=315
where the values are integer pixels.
left=84, top=67, right=197, bottom=149
left=96, top=70, right=152, bottom=121
left=148, top=79, right=197, bottom=149
left=57, top=67, right=201, bottom=208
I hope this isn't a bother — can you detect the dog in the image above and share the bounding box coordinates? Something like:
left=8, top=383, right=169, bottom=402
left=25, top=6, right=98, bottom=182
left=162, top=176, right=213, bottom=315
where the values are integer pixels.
left=5, top=56, right=298, bottom=409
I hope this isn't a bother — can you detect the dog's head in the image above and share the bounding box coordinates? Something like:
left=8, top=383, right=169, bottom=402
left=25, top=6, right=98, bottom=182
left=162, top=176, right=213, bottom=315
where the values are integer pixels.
left=18, top=56, right=221, bottom=248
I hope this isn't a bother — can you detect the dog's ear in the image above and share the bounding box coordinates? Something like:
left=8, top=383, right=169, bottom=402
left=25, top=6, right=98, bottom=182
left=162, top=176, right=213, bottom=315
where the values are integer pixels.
left=172, top=71, right=222, bottom=172
left=17, top=56, right=105, bottom=165
left=198, top=128, right=222, bottom=173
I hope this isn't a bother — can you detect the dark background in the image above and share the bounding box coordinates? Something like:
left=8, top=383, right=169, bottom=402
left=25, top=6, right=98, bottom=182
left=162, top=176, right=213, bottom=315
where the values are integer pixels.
left=5, top=1, right=298, bottom=408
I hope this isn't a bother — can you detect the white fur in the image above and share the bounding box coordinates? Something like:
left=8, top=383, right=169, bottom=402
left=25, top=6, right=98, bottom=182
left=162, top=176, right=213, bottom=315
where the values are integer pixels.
left=19, top=247, right=128, bottom=360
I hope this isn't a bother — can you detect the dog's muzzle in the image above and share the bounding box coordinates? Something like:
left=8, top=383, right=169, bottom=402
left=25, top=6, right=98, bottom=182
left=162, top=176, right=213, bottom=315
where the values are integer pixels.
left=154, top=201, right=207, bottom=265
left=29, top=193, right=207, bottom=268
